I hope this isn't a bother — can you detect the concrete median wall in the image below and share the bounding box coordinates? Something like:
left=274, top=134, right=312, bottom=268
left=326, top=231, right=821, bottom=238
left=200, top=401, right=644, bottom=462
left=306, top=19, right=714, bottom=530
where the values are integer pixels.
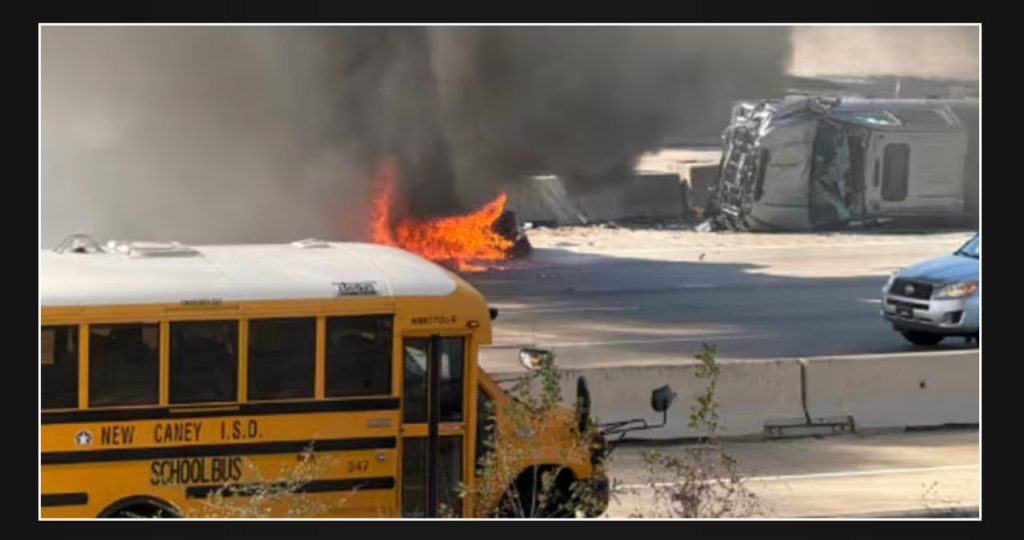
left=502, top=173, right=688, bottom=226
left=491, top=350, right=978, bottom=438
left=802, top=350, right=979, bottom=430
left=573, top=174, right=686, bottom=222
left=503, top=176, right=587, bottom=226
left=551, top=359, right=805, bottom=440
left=681, top=163, right=721, bottom=213
left=488, top=350, right=979, bottom=439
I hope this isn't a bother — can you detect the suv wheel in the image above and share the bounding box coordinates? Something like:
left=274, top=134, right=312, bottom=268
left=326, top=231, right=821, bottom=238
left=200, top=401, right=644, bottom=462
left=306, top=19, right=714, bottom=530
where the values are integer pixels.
left=901, top=330, right=945, bottom=346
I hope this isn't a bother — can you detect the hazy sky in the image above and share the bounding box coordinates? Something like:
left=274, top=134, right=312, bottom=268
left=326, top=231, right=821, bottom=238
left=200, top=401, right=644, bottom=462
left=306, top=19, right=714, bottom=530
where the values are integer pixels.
left=789, top=26, right=979, bottom=80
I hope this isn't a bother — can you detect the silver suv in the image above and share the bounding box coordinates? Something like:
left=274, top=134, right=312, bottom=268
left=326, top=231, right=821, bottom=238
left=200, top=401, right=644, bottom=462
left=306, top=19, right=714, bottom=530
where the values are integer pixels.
left=881, top=234, right=979, bottom=346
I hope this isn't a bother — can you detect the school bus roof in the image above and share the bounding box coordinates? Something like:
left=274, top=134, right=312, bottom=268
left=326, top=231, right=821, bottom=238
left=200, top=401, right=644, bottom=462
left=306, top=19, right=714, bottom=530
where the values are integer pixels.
left=40, top=240, right=462, bottom=307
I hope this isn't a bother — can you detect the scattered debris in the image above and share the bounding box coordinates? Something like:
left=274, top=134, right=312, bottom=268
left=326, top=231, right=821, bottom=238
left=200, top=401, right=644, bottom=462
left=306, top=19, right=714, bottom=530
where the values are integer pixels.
left=492, top=211, right=533, bottom=259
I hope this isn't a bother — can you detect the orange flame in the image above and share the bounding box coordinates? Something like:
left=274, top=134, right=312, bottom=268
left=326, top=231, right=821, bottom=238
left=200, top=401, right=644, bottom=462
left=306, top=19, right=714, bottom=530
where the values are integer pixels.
left=369, top=160, right=513, bottom=271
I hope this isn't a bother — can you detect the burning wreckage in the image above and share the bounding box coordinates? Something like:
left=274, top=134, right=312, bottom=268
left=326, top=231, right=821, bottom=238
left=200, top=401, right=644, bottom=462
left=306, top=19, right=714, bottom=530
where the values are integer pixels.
left=704, top=96, right=978, bottom=231
left=368, top=160, right=531, bottom=272
left=366, top=96, right=979, bottom=269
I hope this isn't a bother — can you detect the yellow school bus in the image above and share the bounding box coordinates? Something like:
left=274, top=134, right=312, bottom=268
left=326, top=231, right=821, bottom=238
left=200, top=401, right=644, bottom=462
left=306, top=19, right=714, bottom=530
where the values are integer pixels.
left=41, top=235, right=608, bottom=518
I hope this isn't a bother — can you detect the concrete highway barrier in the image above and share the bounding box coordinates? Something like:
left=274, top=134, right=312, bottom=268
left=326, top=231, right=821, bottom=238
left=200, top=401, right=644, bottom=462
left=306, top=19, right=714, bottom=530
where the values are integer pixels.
left=548, top=359, right=806, bottom=440
left=490, top=349, right=979, bottom=440
left=502, top=173, right=688, bottom=226
left=573, top=174, right=687, bottom=222
left=801, top=350, right=979, bottom=430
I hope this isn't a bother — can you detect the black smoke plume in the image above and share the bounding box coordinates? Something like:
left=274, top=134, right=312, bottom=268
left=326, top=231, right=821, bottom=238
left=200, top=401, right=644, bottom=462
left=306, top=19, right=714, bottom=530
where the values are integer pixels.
left=41, top=26, right=792, bottom=245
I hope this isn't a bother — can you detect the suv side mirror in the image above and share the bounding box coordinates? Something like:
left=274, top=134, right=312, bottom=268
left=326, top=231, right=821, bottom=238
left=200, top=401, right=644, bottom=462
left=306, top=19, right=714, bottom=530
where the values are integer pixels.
left=651, top=385, right=676, bottom=413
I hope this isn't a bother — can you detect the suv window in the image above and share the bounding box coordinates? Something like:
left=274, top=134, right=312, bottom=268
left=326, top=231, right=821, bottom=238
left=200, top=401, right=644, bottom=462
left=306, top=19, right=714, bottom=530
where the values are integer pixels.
left=956, top=235, right=980, bottom=258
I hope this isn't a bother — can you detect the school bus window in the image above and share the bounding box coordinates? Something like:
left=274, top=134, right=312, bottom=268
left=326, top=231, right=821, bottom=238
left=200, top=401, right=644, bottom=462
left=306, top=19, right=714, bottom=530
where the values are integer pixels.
left=439, top=337, right=465, bottom=422
left=401, top=437, right=427, bottom=517
left=89, top=323, right=159, bottom=407
left=402, top=337, right=464, bottom=423
left=41, top=325, right=78, bottom=409
left=169, top=320, right=238, bottom=404
left=475, top=385, right=495, bottom=473
left=247, top=318, right=315, bottom=401
left=401, top=436, right=463, bottom=517
left=403, top=339, right=429, bottom=423
left=325, top=315, right=392, bottom=398
left=439, top=435, right=464, bottom=516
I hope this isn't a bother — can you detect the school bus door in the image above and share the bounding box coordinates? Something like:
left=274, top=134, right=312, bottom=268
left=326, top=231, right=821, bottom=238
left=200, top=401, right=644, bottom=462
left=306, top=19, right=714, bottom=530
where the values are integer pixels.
left=399, top=335, right=466, bottom=517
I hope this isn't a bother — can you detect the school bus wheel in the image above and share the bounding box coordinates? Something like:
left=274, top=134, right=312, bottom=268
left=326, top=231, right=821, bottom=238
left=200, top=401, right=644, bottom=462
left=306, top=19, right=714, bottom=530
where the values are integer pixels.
left=498, top=466, right=576, bottom=518
left=98, top=495, right=181, bottom=518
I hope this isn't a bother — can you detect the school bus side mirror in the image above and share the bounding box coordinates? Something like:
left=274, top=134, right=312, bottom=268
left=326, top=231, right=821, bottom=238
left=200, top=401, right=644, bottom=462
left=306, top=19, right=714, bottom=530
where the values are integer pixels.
left=651, top=385, right=676, bottom=413
left=596, top=384, right=676, bottom=457
left=518, top=347, right=552, bottom=370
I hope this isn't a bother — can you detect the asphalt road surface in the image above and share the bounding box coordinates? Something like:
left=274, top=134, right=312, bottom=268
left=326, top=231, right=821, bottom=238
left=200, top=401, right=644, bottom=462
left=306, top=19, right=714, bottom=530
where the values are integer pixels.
left=467, top=228, right=978, bottom=373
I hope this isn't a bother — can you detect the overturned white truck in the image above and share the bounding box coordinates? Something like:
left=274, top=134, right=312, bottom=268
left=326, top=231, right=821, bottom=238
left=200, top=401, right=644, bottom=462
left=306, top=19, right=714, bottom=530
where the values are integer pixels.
left=708, top=96, right=978, bottom=230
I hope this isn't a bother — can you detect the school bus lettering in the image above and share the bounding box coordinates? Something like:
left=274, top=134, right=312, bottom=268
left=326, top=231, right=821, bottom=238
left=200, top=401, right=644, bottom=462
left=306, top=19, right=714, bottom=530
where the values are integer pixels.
left=219, top=419, right=260, bottom=441
left=333, top=281, right=378, bottom=296
left=410, top=314, right=457, bottom=325
left=180, top=297, right=222, bottom=306
left=149, top=456, right=243, bottom=486
left=153, top=421, right=203, bottom=444
left=100, top=425, right=135, bottom=446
